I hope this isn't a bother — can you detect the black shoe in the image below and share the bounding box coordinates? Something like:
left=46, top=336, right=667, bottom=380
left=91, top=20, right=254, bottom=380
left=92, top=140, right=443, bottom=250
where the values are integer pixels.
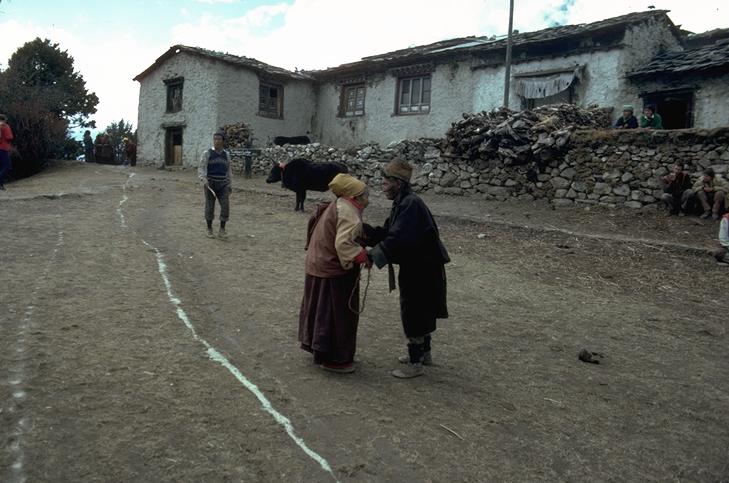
left=701, top=211, right=711, bottom=219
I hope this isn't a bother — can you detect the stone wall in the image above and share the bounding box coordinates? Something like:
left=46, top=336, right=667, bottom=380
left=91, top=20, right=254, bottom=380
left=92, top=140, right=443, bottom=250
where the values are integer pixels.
left=233, top=127, right=729, bottom=210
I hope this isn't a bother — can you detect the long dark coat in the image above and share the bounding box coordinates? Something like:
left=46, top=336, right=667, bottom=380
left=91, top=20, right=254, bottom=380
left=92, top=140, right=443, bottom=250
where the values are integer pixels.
left=365, top=185, right=449, bottom=338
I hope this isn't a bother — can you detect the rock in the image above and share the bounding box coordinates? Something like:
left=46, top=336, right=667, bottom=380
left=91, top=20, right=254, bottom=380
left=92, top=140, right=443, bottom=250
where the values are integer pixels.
left=537, top=174, right=551, bottom=182
left=613, top=184, right=631, bottom=196
left=477, top=233, right=487, bottom=239
left=440, top=172, right=458, bottom=187
left=442, top=187, right=464, bottom=196
left=621, top=172, right=634, bottom=182
left=593, top=182, right=611, bottom=195
left=566, top=188, right=577, bottom=199
left=710, top=165, right=729, bottom=175
left=486, top=186, right=512, bottom=197
left=571, top=181, right=587, bottom=192
left=555, top=189, right=568, bottom=198
left=561, top=167, right=577, bottom=179
left=504, top=179, right=518, bottom=187
left=553, top=199, right=574, bottom=207
left=625, top=201, right=643, bottom=209
left=420, top=162, right=433, bottom=175
left=550, top=177, right=571, bottom=189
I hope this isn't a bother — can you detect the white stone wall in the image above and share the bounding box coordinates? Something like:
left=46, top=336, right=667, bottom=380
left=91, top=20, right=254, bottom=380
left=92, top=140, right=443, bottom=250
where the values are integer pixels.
left=216, top=68, right=315, bottom=146
left=312, top=61, right=476, bottom=147
left=473, top=50, right=624, bottom=113
left=693, top=75, right=729, bottom=128
left=137, top=51, right=222, bottom=167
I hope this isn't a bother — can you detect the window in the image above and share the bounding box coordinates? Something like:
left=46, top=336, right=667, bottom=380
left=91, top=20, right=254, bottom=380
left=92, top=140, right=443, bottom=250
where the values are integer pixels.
left=259, top=82, right=283, bottom=118
left=165, top=78, right=183, bottom=113
left=397, top=75, right=431, bottom=115
left=341, top=84, right=366, bottom=117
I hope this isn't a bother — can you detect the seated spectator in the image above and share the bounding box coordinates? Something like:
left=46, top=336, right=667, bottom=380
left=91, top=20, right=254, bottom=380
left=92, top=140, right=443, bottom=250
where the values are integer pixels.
left=639, top=105, right=663, bottom=129
left=713, top=213, right=729, bottom=266
left=684, top=168, right=728, bottom=220
left=660, top=163, right=692, bottom=215
left=614, top=105, right=638, bottom=129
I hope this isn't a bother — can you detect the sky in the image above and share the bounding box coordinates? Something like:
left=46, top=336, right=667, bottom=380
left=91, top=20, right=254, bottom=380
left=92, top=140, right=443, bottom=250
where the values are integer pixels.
left=0, top=0, right=724, bottom=133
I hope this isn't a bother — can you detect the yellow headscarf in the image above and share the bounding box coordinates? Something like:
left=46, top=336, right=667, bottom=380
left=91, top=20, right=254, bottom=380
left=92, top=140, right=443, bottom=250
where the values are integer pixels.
left=329, top=173, right=366, bottom=197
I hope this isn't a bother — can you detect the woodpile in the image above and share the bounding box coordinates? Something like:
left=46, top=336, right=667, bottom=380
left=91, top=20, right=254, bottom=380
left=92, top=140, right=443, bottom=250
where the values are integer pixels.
left=223, top=122, right=253, bottom=147
left=443, top=104, right=613, bottom=164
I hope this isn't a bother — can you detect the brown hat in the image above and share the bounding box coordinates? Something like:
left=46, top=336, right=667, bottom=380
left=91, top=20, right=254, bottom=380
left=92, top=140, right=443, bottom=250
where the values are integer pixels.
left=382, top=159, right=412, bottom=183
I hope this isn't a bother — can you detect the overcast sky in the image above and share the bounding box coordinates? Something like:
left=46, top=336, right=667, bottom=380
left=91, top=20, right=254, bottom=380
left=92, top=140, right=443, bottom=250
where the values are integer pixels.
left=0, top=0, right=724, bottom=132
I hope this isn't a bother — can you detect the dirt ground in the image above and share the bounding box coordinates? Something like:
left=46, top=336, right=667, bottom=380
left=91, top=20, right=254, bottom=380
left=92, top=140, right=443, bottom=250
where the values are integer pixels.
left=1, top=161, right=727, bottom=482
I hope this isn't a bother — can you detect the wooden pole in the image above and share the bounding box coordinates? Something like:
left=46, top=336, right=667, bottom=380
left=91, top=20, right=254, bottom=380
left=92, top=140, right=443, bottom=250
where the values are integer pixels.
left=503, top=0, right=515, bottom=108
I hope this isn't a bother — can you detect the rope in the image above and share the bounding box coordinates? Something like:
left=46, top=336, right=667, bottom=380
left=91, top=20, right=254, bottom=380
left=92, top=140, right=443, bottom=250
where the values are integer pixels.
left=205, top=184, right=219, bottom=201
left=348, top=266, right=371, bottom=315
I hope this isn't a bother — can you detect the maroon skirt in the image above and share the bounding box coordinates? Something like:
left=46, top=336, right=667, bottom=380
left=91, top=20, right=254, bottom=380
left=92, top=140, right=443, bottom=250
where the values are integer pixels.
left=298, top=270, right=360, bottom=364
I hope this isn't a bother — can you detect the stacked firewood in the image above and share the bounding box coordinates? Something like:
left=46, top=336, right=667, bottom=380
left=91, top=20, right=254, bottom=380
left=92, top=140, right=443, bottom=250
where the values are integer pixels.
left=223, top=122, right=253, bottom=147
left=443, top=104, right=613, bottom=164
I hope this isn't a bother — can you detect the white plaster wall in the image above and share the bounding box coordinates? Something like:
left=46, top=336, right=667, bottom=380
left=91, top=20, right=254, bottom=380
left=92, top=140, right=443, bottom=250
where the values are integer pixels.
left=137, top=52, right=221, bottom=167
left=216, top=67, right=316, bottom=146
left=474, top=49, right=624, bottom=114
left=692, top=75, right=729, bottom=128
left=313, top=61, right=476, bottom=147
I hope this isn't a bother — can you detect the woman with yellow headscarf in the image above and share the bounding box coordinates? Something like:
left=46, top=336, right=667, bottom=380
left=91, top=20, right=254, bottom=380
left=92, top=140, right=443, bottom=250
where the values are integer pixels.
left=298, top=173, right=370, bottom=374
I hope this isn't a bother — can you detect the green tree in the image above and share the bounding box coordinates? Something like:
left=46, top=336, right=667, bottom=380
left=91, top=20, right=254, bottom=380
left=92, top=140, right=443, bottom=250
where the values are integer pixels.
left=0, top=38, right=98, bottom=177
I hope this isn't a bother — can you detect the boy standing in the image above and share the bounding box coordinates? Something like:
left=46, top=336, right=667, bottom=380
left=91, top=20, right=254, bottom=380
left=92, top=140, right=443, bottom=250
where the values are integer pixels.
left=198, top=130, right=232, bottom=239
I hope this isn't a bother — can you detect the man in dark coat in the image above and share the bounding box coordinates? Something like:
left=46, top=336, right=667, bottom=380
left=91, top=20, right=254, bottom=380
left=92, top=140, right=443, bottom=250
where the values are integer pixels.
left=364, top=159, right=449, bottom=379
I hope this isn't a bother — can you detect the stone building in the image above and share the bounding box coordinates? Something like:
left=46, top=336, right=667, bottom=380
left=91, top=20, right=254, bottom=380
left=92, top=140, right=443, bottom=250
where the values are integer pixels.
left=627, top=28, right=729, bottom=129
left=134, top=9, right=728, bottom=167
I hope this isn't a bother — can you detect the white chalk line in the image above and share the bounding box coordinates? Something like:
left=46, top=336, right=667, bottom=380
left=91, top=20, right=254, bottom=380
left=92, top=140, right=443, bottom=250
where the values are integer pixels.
left=120, top=175, right=337, bottom=480
left=2, top=230, right=64, bottom=483
left=116, top=172, right=135, bottom=228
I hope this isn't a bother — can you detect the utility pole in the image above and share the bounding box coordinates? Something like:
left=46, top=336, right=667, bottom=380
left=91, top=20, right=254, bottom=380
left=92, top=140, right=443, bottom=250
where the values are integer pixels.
left=503, top=0, right=515, bottom=108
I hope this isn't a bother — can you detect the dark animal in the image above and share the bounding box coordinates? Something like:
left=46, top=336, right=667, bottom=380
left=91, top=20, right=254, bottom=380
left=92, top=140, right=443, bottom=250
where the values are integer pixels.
left=266, top=158, right=348, bottom=211
left=273, top=136, right=310, bottom=146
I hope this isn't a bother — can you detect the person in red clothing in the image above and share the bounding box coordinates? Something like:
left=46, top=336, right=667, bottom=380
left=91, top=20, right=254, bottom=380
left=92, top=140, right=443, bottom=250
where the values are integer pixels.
left=0, top=114, right=14, bottom=190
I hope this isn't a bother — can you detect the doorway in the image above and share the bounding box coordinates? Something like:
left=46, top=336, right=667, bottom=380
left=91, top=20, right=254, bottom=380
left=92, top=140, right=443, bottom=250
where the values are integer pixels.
left=165, top=127, right=183, bottom=166
left=642, top=90, right=694, bottom=129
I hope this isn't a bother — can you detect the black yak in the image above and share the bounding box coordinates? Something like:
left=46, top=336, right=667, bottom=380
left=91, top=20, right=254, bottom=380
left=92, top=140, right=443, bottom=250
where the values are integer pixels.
left=273, top=136, right=311, bottom=146
left=266, top=158, right=348, bottom=211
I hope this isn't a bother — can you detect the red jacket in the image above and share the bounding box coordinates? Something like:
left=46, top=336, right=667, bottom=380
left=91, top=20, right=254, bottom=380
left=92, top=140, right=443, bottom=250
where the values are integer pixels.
left=0, top=123, right=14, bottom=151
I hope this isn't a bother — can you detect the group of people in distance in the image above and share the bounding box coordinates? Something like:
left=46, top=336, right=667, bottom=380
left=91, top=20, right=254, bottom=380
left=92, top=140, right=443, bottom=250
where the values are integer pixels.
left=82, top=130, right=136, bottom=166
left=198, top=130, right=449, bottom=379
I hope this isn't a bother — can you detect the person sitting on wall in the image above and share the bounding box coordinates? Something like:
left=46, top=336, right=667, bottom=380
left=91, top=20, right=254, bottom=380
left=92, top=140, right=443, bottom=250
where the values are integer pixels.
left=639, top=105, right=663, bottom=129
left=660, top=163, right=692, bottom=215
left=683, top=168, right=728, bottom=220
left=614, top=105, right=638, bottom=129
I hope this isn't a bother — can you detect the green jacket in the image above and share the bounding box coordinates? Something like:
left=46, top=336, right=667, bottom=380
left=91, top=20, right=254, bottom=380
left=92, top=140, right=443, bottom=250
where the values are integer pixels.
left=640, top=113, right=663, bottom=129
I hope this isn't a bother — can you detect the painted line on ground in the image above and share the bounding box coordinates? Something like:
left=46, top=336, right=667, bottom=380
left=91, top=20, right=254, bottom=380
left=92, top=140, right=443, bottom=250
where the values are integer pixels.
left=119, top=174, right=337, bottom=481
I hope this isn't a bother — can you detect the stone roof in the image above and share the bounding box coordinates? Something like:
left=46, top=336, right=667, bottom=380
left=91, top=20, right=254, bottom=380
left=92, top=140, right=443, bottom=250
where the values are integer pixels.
left=628, top=37, right=729, bottom=77
left=133, top=45, right=312, bottom=82
left=312, top=10, right=675, bottom=78
left=683, top=28, right=729, bottom=49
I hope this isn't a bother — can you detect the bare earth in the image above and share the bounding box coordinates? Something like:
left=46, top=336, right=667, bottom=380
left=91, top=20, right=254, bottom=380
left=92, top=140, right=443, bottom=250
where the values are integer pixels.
left=1, top=161, right=727, bottom=482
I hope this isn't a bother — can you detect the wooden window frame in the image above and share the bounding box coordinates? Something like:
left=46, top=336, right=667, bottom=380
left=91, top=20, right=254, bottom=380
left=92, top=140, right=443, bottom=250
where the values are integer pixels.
left=339, top=83, right=366, bottom=117
left=258, top=82, right=284, bottom=119
left=165, top=78, right=184, bottom=113
left=396, top=74, right=431, bottom=116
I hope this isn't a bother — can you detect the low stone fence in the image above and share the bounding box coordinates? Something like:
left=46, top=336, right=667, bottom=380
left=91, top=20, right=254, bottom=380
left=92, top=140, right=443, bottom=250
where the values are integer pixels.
left=231, top=127, right=729, bottom=209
